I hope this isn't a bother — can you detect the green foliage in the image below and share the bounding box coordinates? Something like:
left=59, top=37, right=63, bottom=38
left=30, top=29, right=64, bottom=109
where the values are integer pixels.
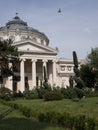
left=38, top=111, right=98, bottom=130
left=74, top=76, right=86, bottom=89
left=0, top=103, right=65, bottom=130
left=83, top=88, right=98, bottom=97
left=0, top=39, right=20, bottom=83
left=43, top=90, right=63, bottom=101
left=0, top=87, right=11, bottom=94
left=61, top=87, right=84, bottom=99
left=23, top=89, right=39, bottom=99
left=73, top=51, right=78, bottom=68
left=61, top=87, right=77, bottom=99
left=74, top=87, right=84, bottom=99
left=0, top=87, right=14, bottom=101
left=36, top=85, right=52, bottom=99
left=80, top=64, right=95, bottom=88
left=87, top=47, right=98, bottom=86
left=1, top=97, right=98, bottom=130
left=73, top=51, right=80, bottom=78
left=72, top=51, right=85, bottom=89
left=13, top=91, right=23, bottom=98
left=36, top=86, right=45, bottom=99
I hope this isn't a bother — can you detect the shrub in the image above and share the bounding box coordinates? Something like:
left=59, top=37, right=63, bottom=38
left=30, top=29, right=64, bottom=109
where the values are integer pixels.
left=38, top=112, right=46, bottom=122
left=13, top=91, right=23, bottom=98
left=36, top=85, right=51, bottom=99
left=0, top=87, right=13, bottom=101
left=83, top=87, right=98, bottom=97
left=61, top=87, right=77, bottom=99
left=74, top=87, right=84, bottom=99
left=43, top=90, right=63, bottom=101
left=0, top=87, right=11, bottom=95
left=1, top=100, right=98, bottom=130
left=23, top=89, right=39, bottom=99
left=36, top=86, right=47, bottom=99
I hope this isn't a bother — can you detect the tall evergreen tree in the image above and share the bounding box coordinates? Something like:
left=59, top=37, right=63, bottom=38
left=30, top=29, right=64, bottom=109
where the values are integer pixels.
left=72, top=51, right=85, bottom=89
left=73, top=51, right=80, bottom=77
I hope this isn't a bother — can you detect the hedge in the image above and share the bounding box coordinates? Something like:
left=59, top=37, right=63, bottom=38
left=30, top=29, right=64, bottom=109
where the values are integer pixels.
left=0, top=100, right=98, bottom=130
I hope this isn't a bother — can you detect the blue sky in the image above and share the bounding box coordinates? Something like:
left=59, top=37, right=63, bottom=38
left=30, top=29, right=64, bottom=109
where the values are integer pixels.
left=0, top=0, right=98, bottom=59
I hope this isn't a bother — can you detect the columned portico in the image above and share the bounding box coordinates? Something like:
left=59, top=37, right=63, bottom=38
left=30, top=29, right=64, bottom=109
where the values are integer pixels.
left=18, top=58, right=58, bottom=92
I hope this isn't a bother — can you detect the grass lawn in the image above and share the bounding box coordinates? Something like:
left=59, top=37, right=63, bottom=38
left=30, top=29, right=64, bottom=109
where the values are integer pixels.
left=0, top=103, right=65, bottom=130
left=11, top=97, right=98, bottom=120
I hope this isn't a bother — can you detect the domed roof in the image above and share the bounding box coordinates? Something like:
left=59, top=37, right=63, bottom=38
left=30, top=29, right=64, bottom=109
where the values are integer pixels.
left=6, top=15, right=28, bottom=27
left=0, top=15, right=49, bottom=43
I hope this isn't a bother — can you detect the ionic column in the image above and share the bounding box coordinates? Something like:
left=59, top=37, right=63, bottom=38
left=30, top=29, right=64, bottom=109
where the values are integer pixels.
left=32, top=59, right=37, bottom=87
left=20, top=59, right=25, bottom=92
left=8, top=63, right=13, bottom=91
left=52, top=60, right=57, bottom=86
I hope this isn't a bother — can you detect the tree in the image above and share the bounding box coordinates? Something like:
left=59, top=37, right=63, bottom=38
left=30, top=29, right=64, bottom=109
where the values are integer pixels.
left=73, top=51, right=80, bottom=77
left=80, top=64, right=95, bottom=88
left=72, top=51, right=85, bottom=89
left=86, top=47, right=98, bottom=86
left=0, top=39, right=20, bottom=85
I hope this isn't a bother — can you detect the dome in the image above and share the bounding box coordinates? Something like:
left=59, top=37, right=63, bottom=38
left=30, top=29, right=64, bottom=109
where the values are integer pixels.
left=6, top=16, right=27, bottom=27
left=0, top=15, right=49, bottom=44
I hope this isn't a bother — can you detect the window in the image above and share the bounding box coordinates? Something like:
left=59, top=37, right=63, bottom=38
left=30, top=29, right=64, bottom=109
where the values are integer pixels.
left=41, top=39, right=44, bottom=44
left=21, top=36, right=26, bottom=41
left=61, top=66, right=65, bottom=71
left=67, top=66, right=71, bottom=71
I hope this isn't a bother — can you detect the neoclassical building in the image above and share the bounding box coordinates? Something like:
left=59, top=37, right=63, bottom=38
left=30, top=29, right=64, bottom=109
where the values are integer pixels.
left=0, top=15, right=82, bottom=92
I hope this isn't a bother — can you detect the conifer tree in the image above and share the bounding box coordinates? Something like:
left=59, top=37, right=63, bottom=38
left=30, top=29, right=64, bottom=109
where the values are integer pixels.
left=72, top=51, right=85, bottom=89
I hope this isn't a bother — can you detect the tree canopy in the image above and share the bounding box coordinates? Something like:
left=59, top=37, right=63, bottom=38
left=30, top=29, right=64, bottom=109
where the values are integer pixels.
left=0, top=39, right=20, bottom=83
left=80, top=47, right=98, bottom=88
left=87, top=48, right=98, bottom=86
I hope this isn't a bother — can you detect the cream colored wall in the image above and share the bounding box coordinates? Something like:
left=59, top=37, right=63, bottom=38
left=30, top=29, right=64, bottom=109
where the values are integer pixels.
left=0, top=30, right=48, bottom=46
left=56, top=61, right=74, bottom=87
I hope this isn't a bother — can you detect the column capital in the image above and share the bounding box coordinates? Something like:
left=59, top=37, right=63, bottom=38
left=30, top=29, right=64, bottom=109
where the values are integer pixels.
left=31, top=59, right=37, bottom=62
left=20, top=58, right=26, bottom=62
left=52, top=59, right=57, bottom=63
left=42, top=59, right=48, bottom=63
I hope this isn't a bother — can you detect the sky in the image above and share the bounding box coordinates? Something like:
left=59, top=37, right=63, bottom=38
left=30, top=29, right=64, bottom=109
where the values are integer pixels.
left=0, top=0, right=98, bottom=60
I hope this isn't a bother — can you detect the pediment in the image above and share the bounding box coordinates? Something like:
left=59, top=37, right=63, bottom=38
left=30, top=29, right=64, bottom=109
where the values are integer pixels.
left=13, top=39, right=58, bottom=55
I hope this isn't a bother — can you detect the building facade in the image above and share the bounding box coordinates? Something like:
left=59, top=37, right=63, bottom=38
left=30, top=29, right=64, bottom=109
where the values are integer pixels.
left=0, top=15, right=81, bottom=92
